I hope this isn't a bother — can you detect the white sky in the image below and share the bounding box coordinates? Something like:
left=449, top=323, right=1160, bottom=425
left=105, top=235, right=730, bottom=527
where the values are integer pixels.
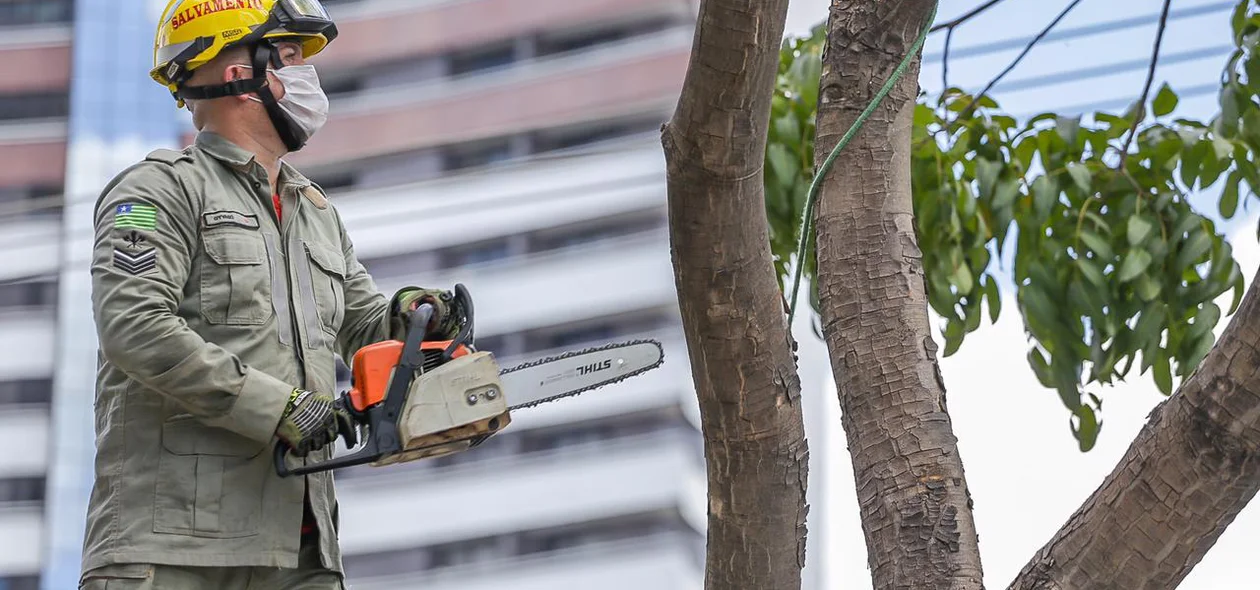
left=782, top=0, right=1259, bottom=588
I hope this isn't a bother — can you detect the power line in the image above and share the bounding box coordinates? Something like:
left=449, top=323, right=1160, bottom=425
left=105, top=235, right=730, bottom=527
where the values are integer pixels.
left=924, top=1, right=1234, bottom=62
left=990, top=45, right=1230, bottom=93
left=1017, top=82, right=1219, bottom=118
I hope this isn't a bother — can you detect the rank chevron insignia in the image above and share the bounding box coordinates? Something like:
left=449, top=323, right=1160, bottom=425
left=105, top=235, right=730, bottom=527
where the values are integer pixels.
left=113, top=247, right=157, bottom=275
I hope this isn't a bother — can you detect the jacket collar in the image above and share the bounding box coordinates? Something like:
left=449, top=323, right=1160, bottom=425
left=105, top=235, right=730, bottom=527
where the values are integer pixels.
left=195, top=131, right=312, bottom=189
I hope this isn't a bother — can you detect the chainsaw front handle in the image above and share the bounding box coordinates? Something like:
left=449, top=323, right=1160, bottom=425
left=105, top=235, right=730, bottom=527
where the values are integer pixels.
left=274, top=303, right=436, bottom=477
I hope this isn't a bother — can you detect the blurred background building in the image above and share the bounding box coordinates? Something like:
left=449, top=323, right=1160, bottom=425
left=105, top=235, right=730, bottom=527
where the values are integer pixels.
left=0, top=1, right=835, bottom=589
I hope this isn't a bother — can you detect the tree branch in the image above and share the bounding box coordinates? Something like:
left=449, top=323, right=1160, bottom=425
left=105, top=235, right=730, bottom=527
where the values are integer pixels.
left=1118, top=0, right=1173, bottom=169
left=929, top=0, right=1008, bottom=33
left=1009, top=271, right=1260, bottom=589
left=953, top=0, right=1086, bottom=123
left=943, top=26, right=955, bottom=90
left=661, top=1, right=810, bottom=589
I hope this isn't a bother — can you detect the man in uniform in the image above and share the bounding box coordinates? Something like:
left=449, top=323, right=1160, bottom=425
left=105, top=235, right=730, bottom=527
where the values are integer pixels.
left=79, top=1, right=449, bottom=587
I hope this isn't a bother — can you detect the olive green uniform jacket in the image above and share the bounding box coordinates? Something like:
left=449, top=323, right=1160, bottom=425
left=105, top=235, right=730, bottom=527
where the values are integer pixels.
left=83, top=132, right=394, bottom=577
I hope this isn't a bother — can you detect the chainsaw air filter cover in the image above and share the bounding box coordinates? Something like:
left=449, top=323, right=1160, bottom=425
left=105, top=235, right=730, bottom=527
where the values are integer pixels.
left=371, top=350, right=511, bottom=467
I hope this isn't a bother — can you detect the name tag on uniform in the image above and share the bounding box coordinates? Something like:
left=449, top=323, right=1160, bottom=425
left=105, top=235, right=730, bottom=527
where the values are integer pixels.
left=203, top=210, right=259, bottom=230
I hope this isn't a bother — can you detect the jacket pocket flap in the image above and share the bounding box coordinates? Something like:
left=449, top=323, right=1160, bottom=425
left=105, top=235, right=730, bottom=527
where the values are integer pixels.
left=203, top=232, right=265, bottom=265
left=162, top=416, right=267, bottom=457
left=305, top=241, right=346, bottom=278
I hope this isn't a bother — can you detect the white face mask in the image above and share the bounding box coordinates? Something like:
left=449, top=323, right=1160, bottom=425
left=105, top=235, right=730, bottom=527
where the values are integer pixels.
left=248, top=64, right=329, bottom=145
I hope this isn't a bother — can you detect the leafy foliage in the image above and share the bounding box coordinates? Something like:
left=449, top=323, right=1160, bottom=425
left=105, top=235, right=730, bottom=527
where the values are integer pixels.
left=768, top=2, right=1260, bottom=451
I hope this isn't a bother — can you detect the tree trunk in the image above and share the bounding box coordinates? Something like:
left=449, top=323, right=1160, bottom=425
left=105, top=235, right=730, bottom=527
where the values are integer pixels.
left=811, top=2, right=985, bottom=588
left=660, top=0, right=809, bottom=589
left=1009, top=274, right=1260, bottom=589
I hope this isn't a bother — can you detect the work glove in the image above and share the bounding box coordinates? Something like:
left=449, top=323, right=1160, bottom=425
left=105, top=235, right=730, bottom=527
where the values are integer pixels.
left=275, top=388, right=356, bottom=457
left=389, top=287, right=460, bottom=341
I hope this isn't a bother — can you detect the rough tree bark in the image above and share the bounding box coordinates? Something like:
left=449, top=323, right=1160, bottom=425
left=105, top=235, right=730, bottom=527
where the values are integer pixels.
left=811, top=1, right=985, bottom=589
left=1008, top=278, right=1260, bottom=588
left=660, top=0, right=810, bottom=588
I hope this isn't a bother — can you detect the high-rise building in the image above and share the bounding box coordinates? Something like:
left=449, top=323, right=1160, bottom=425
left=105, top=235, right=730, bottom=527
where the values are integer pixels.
left=0, top=1, right=832, bottom=589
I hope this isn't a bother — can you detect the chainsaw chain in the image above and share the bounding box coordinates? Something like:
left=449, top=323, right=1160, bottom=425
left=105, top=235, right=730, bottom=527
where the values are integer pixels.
left=500, top=338, right=665, bottom=411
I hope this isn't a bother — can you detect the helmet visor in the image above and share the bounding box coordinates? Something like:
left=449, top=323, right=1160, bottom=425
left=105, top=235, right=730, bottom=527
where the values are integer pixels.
left=279, top=0, right=331, bottom=23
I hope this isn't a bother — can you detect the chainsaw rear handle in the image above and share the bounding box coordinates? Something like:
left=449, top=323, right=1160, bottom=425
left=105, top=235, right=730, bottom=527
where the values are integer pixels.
left=274, top=303, right=435, bottom=477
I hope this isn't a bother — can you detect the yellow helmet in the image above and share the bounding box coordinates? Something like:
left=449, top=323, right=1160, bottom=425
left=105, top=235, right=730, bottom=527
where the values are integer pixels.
left=151, top=0, right=338, bottom=105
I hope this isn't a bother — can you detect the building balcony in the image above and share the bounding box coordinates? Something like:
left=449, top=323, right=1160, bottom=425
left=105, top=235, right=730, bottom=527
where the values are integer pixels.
left=334, top=136, right=667, bottom=260
left=348, top=531, right=703, bottom=590
left=0, top=312, right=56, bottom=381
left=275, top=28, right=691, bottom=169
left=0, top=216, right=60, bottom=282
left=0, top=119, right=67, bottom=190
left=318, top=0, right=693, bottom=75
left=336, top=426, right=701, bottom=556
left=0, top=25, right=72, bottom=93
left=0, top=408, right=48, bottom=479
left=0, top=504, right=42, bottom=576
left=374, top=229, right=676, bottom=337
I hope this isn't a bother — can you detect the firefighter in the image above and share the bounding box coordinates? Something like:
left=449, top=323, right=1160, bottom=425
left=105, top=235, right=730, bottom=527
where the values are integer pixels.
left=79, top=1, right=450, bottom=587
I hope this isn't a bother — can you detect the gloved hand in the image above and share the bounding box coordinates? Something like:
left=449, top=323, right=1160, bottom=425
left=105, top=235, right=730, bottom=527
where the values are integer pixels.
left=275, top=388, right=354, bottom=457
left=389, top=287, right=460, bottom=341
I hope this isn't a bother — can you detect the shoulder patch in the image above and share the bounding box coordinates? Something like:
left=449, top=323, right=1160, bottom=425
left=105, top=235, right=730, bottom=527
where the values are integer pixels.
left=145, top=148, right=190, bottom=165
left=203, top=210, right=259, bottom=230
left=302, top=185, right=328, bottom=210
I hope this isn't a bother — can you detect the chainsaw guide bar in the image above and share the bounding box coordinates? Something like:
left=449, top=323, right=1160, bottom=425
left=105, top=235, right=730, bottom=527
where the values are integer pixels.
left=499, top=338, right=666, bottom=411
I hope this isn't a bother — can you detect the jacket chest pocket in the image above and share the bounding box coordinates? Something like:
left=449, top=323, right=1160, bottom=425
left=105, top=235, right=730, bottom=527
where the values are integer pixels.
left=297, top=239, right=346, bottom=341
left=200, top=231, right=273, bottom=325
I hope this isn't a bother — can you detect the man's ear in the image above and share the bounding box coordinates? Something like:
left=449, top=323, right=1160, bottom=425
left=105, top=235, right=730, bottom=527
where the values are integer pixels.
left=221, top=64, right=256, bottom=103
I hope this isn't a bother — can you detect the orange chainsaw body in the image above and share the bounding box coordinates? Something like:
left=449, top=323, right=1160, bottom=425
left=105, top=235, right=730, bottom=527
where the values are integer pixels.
left=348, top=339, right=471, bottom=413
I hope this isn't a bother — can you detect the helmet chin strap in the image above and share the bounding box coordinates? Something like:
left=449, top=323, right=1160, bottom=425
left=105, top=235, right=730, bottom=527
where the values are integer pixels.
left=176, top=41, right=309, bottom=153
left=249, top=43, right=308, bottom=153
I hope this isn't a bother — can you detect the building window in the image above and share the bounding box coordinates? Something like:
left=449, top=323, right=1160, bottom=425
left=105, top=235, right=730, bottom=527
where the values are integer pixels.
left=0, top=0, right=73, bottom=26
left=532, top=117, right=663, bottom=153
left=523, top=309, right=670, bottom=353
left=0, top=477, right=44, bottom=504
left=0, top=278, right=57, bottom=310
left=448, top=43, right=515, bottom=77
left=527, top=211, right=663, bottom=253
left=0, top=92, right=71, bottom=121
left=0, top=575, right=40, bottom=590
left=437, top=237, right=513, bottom=268
left=344, top=509, right=695, bottom=580
left=535, top=16, right=677, bottom=57
left=442, top=139, right=514, bottom=172
left=0, top=379, right=52, bottom=408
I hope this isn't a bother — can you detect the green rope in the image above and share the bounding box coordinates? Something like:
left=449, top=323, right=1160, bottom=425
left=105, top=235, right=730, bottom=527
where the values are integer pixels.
left=786, top=2, right=940, bottom=325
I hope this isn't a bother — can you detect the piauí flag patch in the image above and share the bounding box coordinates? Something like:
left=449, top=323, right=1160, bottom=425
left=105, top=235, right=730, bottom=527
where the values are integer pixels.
left=115, top=203, right=158, bottom=231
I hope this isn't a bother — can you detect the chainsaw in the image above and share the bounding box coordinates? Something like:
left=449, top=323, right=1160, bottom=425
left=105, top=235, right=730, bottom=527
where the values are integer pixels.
left=274, top=283, right=664, bottom=477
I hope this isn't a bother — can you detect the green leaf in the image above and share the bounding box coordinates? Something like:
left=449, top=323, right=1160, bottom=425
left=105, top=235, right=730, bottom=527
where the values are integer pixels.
left=984, top=275, right=1001, bottom=323
left=976, top=158, right=1001, bottom=199
left=1221, top=170, right=1242, bottom=219
left=1029, top=348, right=1055, bottom=388
left=1175, top=231, right=1214, bottom=270
left=1118, top=248, right=1153, bottom=282
left=1066, top=162, right=1092, bottom=193
left=993, top=178, right=1021, bottom=209
left=774, top=112, right=801, bottom=144
left=1127, top=215, right=1155, bottom=246
left=1075, top=258, right=1106, bottom=287
left=1183, top=331, right=1215, bottom=376
left=1135, top=274, right=1162, bottom=301
left=1152, top=83, right=1179, bottom=117
left=1153, top=349, right=1173, bottom=395
left=1057, top=115, right=1081, bottom=148
left=944, top=318, right=965, bottom=356
left=1189, top=302, right=1222, bottom=341
left=1032, top=176, right=1058, bottom=220
left=767, top=144, right=799, bottom=190
left=1072, top=405, right=1100, bottom=452
left=1079, top=230, right=1115, bottom=262
left=950, top=260, right=975, bottom=296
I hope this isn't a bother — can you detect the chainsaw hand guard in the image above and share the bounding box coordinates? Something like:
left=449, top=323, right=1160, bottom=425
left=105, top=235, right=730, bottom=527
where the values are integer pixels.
left=274, top=302, right=435, bottom=477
